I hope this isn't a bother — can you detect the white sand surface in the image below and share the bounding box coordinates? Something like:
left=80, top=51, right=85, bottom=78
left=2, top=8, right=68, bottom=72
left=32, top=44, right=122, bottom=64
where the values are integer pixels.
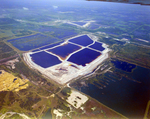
left=66, top=90, right=88, bottom=109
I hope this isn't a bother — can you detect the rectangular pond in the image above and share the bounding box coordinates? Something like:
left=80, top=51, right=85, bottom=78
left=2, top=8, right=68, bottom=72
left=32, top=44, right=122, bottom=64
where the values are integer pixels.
left=89, top=41, right=105, bottom=52
left=30, top=51, right=62, bottom=68
left=51, top=28, right=78, bottom=39
left=39, top=40, right=64, bottom=50
left=47, top=43, right=81, bottom=60
left=67, top=48, right=101, bottom=66
left=69, top=35, right=93, bottom=46
left=38, top=26, right=78, bottom=39
left=7, top=33, right=59, bottom=51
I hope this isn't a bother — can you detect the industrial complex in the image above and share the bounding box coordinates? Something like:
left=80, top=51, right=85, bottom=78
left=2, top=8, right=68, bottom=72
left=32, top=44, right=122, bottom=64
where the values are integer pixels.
left=24, top=34, right=110, bottom=85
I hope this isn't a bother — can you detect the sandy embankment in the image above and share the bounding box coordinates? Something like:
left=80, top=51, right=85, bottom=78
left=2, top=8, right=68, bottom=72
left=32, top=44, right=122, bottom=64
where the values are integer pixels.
left=24, top=49, right=109, bottom=85
left=23, top=35, right=110, bottom=85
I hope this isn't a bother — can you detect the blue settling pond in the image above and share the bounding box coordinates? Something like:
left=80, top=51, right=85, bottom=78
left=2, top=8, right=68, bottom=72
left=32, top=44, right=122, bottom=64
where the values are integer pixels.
left=39, top=41, right=64, bottom=50
left=68, top=48, right=101, bottom=66
left=72, top=22, right=86, bottom=26
left=69, top=35, right=93, bottom=46
left=47, top=43, right=81, bottom=59
left=89, top=41, right=105, bottom=52
left=30, top=51, right=61, bottom=68
left=111, top=60, right=136, bottom=72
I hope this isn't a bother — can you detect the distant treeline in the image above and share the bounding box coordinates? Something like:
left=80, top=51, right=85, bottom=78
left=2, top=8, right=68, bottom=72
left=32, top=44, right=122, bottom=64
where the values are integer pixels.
left=86, top=0, right=150, bottom=5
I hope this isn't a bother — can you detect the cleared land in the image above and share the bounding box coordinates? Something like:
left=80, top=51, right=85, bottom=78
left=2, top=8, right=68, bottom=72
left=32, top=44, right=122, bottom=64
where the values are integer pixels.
left=0, top=70, right=28, bottom=91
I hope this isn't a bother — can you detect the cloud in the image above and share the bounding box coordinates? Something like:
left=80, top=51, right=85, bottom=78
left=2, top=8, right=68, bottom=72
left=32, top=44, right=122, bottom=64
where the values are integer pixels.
left=53, top=5, right=58, bottom=9
left=23, top=7, right=29, bottom=10
left=59, top=11, right=74, bottom=14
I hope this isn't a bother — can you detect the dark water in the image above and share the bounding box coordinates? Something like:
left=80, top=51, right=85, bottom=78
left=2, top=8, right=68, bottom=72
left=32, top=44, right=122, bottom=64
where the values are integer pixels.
left=42, top=108, right=52, bottom=119
left=39, top=41, right=64, bottom=50
left=7, top=33, right=59, bottom=51
left=89, top=41, right=105, bottom=52
left=73, top=22, right=86, bottom=26
left=69, top=35, right=93, bottom=46
left=50, top=28, right=77, bottom=39
left=13, top=78, right=17, bottom=82
left=111, top=60, right=136, bottom=72
left=30, top=51, right=61, bottom=68
left=47, top=43, right=81, bottom=59
left=7, top=34, right=40, bottom=42
left=70, top=66, right=150, bottom=118
left=68, top=48, right=101, bottom=66
left=33, top=26, right=77, bottom=39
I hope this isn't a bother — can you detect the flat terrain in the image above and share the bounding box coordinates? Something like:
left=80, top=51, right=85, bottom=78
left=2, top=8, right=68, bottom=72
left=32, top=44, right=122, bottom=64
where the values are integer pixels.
left=0, top=70, right=28, bottom=92
left=0, top=0, right=150, bottom=118
left=24, top=35, right=110, bottom=85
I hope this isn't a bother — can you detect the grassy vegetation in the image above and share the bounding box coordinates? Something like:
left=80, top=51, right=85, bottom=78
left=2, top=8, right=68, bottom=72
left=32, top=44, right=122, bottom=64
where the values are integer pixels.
left=0, top=69, right=60, bottom=118
left=0, top=56, right=60, bottom=118
left=0, top=42, right=17, bottom=59
left=115, top=44, right=150, bottom=68
left=6, top=114, right=23, bottom=119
